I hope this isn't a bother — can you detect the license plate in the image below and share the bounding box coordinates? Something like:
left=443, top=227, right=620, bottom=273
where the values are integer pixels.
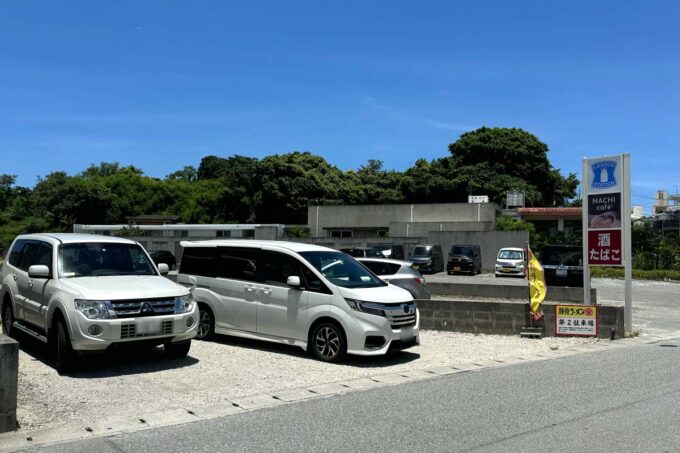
left=400, top=325, right=414, bottom=340
left=454, top=267, right=461, bottom=271
left=412, top=264, right=419, bottom=270
left=137, top=319, right=161, bottom=335
left=556, top=269, right=568, bottom=276
left=502, top=268, right=513, bottom=272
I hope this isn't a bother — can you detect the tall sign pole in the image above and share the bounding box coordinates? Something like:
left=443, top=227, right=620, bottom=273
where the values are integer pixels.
left=582, top=153, right=632, bottom=335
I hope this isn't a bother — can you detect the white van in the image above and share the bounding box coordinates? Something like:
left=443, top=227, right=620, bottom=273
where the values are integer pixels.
left=177, top=240, right=420, bottom=362
left=494, top=247, right=526, bottom=278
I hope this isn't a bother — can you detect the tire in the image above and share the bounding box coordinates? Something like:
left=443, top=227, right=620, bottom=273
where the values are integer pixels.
left=196, top=304, right=215, bottom=341
left=165, top=340, right=191, bottom=359
left=52, top=317, right=76, bottom=374
left=2, top=301, right=15, bottom=338
left=310, top=322, right=346, bottom=363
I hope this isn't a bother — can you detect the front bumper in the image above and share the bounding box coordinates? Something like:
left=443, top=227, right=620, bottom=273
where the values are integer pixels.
left=344, top=307, right=420, bottom=356
left=448, top=261, right=473, bottom=273
left=495, top=265, right=525, bottom=277
left=68, top=304, right=199, bottom=351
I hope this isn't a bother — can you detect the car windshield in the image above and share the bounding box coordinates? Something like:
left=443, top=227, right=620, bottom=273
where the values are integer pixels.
left=452, top=246, right=474, bottom=256
left=59, top=242, right=156, bottom=278
left=299, top=251, right=386, bottom=288
left=541, top=247, right=582, bottom=266
left=498, top=250, right=523, bottom=260
left=411, top=246, right=432, bottom=257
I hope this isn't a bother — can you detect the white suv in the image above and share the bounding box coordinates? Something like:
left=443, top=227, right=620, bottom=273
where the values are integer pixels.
left=178, top=240, right=420, bottom=362
left=0, top=233, right=198, bottom=372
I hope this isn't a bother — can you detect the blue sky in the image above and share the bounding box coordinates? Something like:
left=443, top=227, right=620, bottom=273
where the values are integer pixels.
left=1, top=1, right=678, bottom=212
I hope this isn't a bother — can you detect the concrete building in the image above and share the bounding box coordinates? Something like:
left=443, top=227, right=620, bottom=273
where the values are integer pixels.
left=73, top=223, right=284, bottom=257
left=307, top=203, right=498, bottom=239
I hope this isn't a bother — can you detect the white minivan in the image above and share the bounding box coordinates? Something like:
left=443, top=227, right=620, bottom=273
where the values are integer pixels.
left=177, top=240, right=420, bottom=362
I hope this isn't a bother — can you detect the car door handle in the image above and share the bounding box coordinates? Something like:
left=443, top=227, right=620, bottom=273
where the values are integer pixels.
left=13, top=275, right=18, bottom=281
left=261, top=288, right=272, bottom=295
left=245, top=285, right=256, bottom=292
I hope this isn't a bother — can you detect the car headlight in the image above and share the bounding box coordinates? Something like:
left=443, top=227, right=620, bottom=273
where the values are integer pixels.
left=74, top=299, right=111, bottom=320
left=175, top=294, right=195, bottom=314
left=344, top=298, right=385, bottom=317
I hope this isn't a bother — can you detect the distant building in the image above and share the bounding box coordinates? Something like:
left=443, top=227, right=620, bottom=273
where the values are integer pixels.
left=72, top=223, right=285, bottom=257
left=516, top=207, right=582, bottom=238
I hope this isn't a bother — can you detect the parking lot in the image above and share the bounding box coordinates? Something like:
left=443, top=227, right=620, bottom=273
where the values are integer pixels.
left=9, top=271, right=680, bottom=435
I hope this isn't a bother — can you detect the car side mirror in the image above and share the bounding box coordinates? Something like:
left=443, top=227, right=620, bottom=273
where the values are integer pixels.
left=28, top=264, right=50, bottom=279
left=287, top=276, right=302, bottom=288
left=158, top=263, right=170, bottom=275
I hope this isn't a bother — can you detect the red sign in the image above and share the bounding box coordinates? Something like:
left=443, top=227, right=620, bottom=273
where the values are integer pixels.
left=587, top=229, right=622, bottom=266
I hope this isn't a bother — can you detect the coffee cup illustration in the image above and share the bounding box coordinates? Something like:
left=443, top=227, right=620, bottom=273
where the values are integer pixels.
left=590, top=211, right=620, bottom=228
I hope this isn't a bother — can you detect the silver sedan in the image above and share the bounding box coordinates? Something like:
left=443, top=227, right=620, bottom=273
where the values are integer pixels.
left=356, top=258, right=431, bottom=300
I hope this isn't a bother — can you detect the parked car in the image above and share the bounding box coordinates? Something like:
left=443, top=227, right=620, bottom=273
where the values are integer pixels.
left=540, top=245, right=584, bottom=287
left=407, top=244, right=444, bottom=274
left=0, top=234, right=198, bottom=372
left=357, top=258, right=431, bottom=299
left=370, top=244, right=405, bottom=260
left=495, top=247, right=526, bottom=278
left=178, top=240, right=419, bottom=362
left=447, top=245, right=482, bottom=275
left=149, top=250, right=177, bottom=270
left=339, top=247, right=383, bottom=258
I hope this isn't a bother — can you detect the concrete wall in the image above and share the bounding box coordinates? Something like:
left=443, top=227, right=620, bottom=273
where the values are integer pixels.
left=307, top=203, right=497, bottom=236
left=417, top=299, right=624, bottom=339
left=389, top=221, right=494, bottom=237
left=430, top=230, right=529, bottom=271
left=428, top=282, right=597, bottom=303
left=0, top=335, right=18, bottom=433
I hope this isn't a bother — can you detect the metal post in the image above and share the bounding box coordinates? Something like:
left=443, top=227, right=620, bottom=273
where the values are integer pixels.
left=623, top=153, right=633, bottom=334
left=582, top=158, right=591, bottom=306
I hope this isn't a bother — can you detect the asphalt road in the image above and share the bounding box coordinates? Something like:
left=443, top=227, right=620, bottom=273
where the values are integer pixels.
left=34, top=339, right=680, bottom=453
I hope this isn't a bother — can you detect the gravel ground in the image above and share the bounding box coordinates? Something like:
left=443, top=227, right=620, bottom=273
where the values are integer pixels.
left=14, top=330, right=603, bottom=432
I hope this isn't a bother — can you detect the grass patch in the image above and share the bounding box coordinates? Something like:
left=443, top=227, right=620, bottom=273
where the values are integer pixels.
left=590, top=267, right=680, bottom=281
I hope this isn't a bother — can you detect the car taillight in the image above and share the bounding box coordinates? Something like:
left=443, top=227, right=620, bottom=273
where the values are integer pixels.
left=415, top=277, right=426, bottom=285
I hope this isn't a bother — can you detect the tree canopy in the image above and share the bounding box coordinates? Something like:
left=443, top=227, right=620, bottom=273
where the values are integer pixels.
left=0, top=127, right=582, bottom=250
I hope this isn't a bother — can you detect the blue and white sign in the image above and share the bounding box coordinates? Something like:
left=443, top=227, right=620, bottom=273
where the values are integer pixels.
left=587, top=155, right=622, bottom=193
left=591, top=161, right=617, bottom=189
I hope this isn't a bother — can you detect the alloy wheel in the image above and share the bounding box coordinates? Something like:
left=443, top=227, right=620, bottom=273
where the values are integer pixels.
left=315, top=326, right=340, bottom=359
left=197, top=309, right=212, bottom=339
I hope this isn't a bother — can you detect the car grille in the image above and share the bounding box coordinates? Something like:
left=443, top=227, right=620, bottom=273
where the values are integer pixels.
left=109, top=298, right=176, bottom=318
left=120, top=320, right=174, bottom=339
left=382, top=303, right=417, bottom=328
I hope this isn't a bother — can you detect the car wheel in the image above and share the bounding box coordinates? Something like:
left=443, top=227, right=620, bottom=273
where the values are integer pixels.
left=52, top=317, right=76, bottom=374
left=310, top=322, right=346, bottom=362
left=2, top=301, right=15, bottom=338
left=196, top=305, right=215, bottom=341
left=165, top=340, right=191, bottom=358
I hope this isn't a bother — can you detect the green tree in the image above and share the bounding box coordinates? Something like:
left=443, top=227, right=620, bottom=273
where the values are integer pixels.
left=448, top=127, right=578, bottom=206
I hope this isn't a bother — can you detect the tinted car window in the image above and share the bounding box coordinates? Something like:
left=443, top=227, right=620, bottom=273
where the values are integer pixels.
left=60, top=242, right=156, bottom=277
left=541, top=246, right=582, bottom=266
left=300, top=251, right=385, bottom=289
left=9, top=239, right=28, bottom=268
left=262, top=251, right=303, bottom=286
left=411, top=246, right=432, bottom=257
left=34, top=243, right=53, bottom=273
left=451, top=246, right=474, bottom=256
left=216, top=247, right=260, bottom=282
left=180, top=247, right=216, bottom=277
left=362, top=261, right=401, bottom=275
left=299, top=265, right=331, bottom=294
left=18, top=241, right=41, bottom=271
